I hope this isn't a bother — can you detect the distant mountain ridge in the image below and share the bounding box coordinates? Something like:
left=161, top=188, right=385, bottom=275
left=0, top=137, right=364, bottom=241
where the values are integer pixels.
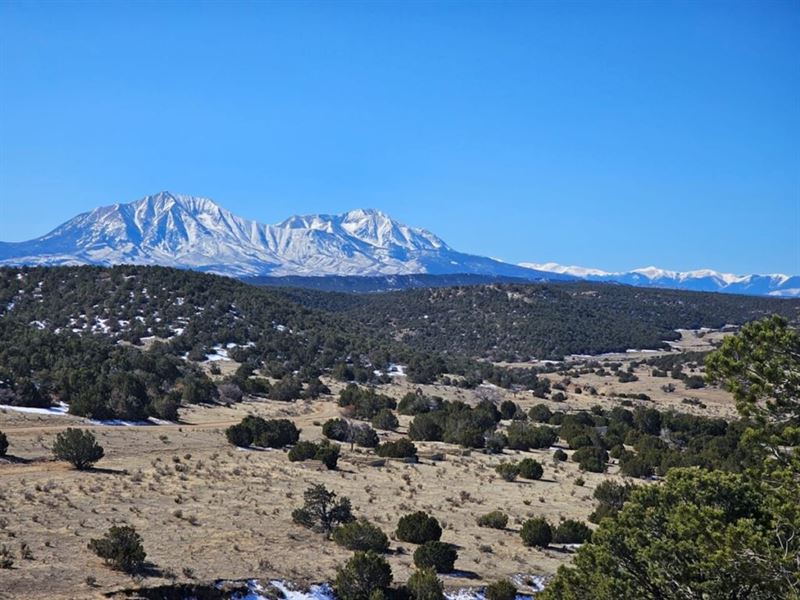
left=0, top=192, right=557, bottom=280
left=0, top=191, right=795, bottom=297
left=522, top=262, right=799, bottom=297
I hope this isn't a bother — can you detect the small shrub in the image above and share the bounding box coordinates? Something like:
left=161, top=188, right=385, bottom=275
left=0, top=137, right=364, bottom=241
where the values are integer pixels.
left=517, top=458, right=544, bottom=480
left=315, top=442, right=341, bottom=470
left=494, top=462, right=520, bottom=482
left=334, top=550, right=393, bottom=600
left=572, top=446, right=608, bottom=473
left=552, top=519, right=592, bottom=544
left=332, top=519, right=389, bottom=553
left=376, top=438, right=417, bottom=459
left=323, top=418, right=351, bottom=442
left=288, top=441, right=319, bottom=462
left=88, top=525, right=146, bottom=573
left=413, top=541, right=457, bottom=573
left=485, top=579, right=517, bottom=600
left=371, top=409, right=399, bottom=431
left=553, top=449, right=568, bottom=461
left=0, top=431, right=7, bottom=457
left=53, top=428, right=104, bottom=470
left=352, top=424, right=379, bottom=448
left=477, top=510, right=508, bottom=529
left=396, top=511, right=442, bottom=544
left=407, top=567, right=444, bottom=600
left=520, top=517, right=552, bottom=548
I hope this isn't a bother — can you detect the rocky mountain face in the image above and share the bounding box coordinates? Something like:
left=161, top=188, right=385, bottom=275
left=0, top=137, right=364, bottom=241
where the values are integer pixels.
left=0, top=191, right=794, bottom=296
left=0, top=192, right=556, bottom=279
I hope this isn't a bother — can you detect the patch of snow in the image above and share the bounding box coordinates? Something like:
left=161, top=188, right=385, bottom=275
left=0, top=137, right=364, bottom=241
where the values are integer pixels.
left=0, top=402, right=70, bottom=416
left=387, top=363, right=406, bottom=377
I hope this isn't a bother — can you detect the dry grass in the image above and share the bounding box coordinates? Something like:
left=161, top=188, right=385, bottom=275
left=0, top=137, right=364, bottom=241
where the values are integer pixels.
left=0, top=332, right=735, bottom=599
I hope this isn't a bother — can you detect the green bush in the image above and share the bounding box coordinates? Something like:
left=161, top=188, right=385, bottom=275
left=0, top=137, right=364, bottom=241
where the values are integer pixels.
left=500, top=400, right=519, bottom=420
left=477, top=510, right=508, bottom=529
left=495, top=462, right=520, bottom=481
left=332, top=519, right=389, bottom=553
left=485, top=431, right=508, bottom=454
left=352, top=424, right=379, bottom=448
left=406, top=567, right=444, bottom=600
left=88, top=525, right=146, bottom=573
left=396, top=511, right=442, bottom=544
left=553, top=448, right=568, bottom=461
left=371, top=409, right=399, bottom=431
left=0, top=431, right=7, bottom=457
left=413, top=541, right=457, bottom=573
left=506, top=422, right=557, bottom=450
left=485, top=579, right=517, bottom=600
left=521, top=517, right=552, bottom=548
left=517, top=458, right=544, bottom=480
left=409, top=413, right=444, bottom=441
left=552, top=519, right=592, bottom=544
left=572, top=446, right=609, bottom=473
left=323, top=418, right=351, bottom=442
left=334, top=551, right=393, bottom=600
left=529, top=403, right=553, bottom=422
left=288, top=441, right=319, bottom=462
left=52, top=428, right=104, bottom=470
left=316, top=443, right=341, bottom=470
left=375, top=438, right=417, bottom=459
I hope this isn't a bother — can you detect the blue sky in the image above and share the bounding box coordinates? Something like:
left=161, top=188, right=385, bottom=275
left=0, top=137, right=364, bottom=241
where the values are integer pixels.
left=1, top=1, right=798, bottom=274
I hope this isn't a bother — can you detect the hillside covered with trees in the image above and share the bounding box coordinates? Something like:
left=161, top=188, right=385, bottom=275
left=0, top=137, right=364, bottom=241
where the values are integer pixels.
left=1, top=265, right=798, bottom=421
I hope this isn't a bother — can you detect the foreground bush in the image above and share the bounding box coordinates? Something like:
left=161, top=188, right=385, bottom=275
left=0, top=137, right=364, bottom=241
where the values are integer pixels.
left=396, top=511, right=442, bottom=544
left=407, top=567, right=444, bottom=600
left=552, top=519, right=592, bottom=544
left=413, top=541, right=457, bottom=573
left=88, top=525, right=146, bottom=573
left=477, top=510, right=508, bottom=529
left=539, top=469, right=795, bottom=600
left=521, top=517, right=552, bottom=548
left=292, top=484, right=354, bottom=536
left=53, top=428, right=104, bottom=469
left=332, top=519, right=389, bottom=553
left=485, top=579, right=517, bottom=600
left=334, top=551, right=392, bottom=600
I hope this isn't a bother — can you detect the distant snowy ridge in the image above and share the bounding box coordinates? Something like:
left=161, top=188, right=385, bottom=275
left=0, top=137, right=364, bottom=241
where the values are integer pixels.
left=0, top=192, right=556, bottom=280
left=520, top=262, right=799, bottom=297
left=0, top=191, right=794, bottom=297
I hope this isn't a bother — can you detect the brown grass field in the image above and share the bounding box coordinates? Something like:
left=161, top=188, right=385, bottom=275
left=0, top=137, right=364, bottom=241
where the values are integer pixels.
left=0, top=330, right=736, bottom=599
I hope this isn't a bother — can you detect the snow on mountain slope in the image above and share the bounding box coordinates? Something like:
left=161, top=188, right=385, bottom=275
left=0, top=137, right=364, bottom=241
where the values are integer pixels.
left=1, top=192, right=792, bottom=296
left=520, top=262, right=799, bottom=297
left=0, top=192, right=556, bottom=280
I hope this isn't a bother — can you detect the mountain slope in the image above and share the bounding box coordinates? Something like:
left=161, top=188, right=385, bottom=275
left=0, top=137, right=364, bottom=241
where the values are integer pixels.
left=0, top=192, right=560, bottom=280
left=521, top=262, right=800, bottom=297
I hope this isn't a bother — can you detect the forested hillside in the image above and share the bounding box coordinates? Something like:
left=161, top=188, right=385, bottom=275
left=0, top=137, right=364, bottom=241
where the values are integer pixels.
left=282, top=281, right=800, bottom=361
left=1, top=266, right=798, bottom=420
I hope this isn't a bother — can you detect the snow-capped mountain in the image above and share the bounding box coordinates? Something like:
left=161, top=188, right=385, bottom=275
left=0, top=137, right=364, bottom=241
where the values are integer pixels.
left=1, top=192, right=793, bottom=296
left=0, top=192, right=557, bottom=279
left=521, top=262, right=800, bottom=297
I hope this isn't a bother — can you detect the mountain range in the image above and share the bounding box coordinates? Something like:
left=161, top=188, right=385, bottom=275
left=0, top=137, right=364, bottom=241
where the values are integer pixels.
left=0, top=191, right=796, bottom=297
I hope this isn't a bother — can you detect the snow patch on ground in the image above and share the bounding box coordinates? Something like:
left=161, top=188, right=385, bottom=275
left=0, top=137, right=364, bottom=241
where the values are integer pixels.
left=218, top=577, right=546, bottom=600
left=387, top=363, right=406, bottom=377
left=0, top=402, right=70, bottom=416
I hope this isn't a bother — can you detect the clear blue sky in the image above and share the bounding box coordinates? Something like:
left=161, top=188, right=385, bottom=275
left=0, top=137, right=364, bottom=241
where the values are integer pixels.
left=1, top=1, right=798, bottom=274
